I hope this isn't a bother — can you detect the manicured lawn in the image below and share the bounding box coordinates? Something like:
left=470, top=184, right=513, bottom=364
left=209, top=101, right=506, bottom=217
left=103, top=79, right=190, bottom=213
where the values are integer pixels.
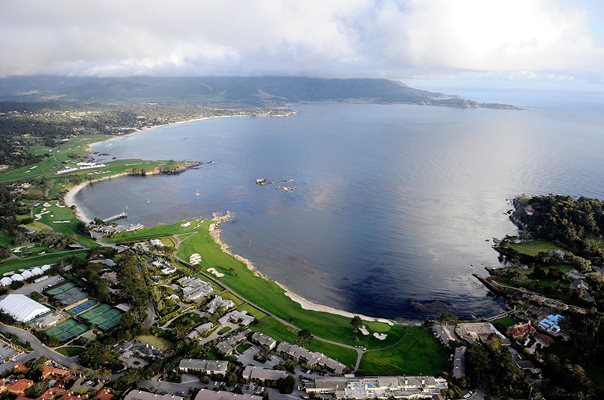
left=217, top=326, right=232, bottom=335
left=0, top=135, right=109, bottom=183
left=106, top=219, right=203, bottom=243
left=237, top=303, right=268, bottom=320
left=175, top=221, right=403, bottom=351
left=56, top=346, right=85, bottom=356
left=492, top=316, right=517, bottom=332
left=236, top=343, right=252, bottom=353
left=34, top=201, right=98, bottom=247
left=357, top=326, right=448, bottom=376
left=251, top=317, right=358, bottom=367
left=508, top=240, right=566, bottom=257
left=0, top=249, right=88, bottom=274
left=137, top=335, right=173, bottom=351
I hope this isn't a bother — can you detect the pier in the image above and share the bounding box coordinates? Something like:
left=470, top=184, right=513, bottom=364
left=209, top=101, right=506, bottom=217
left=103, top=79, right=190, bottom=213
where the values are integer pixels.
left=103, top=211, right=128, bottom=223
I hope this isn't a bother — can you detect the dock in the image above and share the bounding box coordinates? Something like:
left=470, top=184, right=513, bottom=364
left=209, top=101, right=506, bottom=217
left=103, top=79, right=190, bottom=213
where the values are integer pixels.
left=103, top=211, right=128, bottom=223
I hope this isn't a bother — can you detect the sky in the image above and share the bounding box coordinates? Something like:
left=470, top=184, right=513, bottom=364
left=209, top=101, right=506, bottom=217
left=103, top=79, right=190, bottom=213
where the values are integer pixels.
left=1, top=0, right=603, bottom=87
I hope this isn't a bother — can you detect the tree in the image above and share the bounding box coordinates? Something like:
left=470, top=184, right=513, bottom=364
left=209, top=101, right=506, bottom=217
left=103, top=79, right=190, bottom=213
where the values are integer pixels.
left=277, top=375, right=295, bottom=394
left=351, top=316, right=363, bottom=333
left=297, top=329, right=313, bottom=345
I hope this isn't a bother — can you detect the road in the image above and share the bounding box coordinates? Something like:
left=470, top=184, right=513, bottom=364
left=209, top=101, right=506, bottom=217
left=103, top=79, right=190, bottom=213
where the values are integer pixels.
left=134, top=256, right=158, bottom=327
left=175, top=255, right=365, bottom=371
left=487, top=278, right=587, bottom=313
left=0, top=322, right=79, bottom=367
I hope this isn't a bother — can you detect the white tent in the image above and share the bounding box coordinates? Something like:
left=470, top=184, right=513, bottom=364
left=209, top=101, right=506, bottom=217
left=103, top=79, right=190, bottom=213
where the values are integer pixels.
left=0, top=277, right=12, bottom=286
left=31, top=267, right=44, bottom=276
left=0, top=294, right=50, bottom=322
left=41, top=265, right=52, bottom=272
left=10, top=273, right=24, bottom=281
left=21, top=270, right=34, bottom=280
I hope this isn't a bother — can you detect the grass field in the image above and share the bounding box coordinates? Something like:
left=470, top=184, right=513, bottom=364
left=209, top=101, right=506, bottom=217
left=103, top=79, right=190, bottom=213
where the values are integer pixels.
left=0, top=249, right=88, bottom=274
left=0, top=135, right=110, bottom=183
left=56, top=346, right=85, bottom=356
left=491, top=316, right=518, bottom=332
left=508, top=240, right=566, bottom=257
left=137, top=335, right=172, bottom=351
left=176, top=221, right=403, bottom=350
left=34, top=201, right=98, bottom=247
left=106, top=219, right=203, bottom=243
left=357, top=326, right=449, bottom=376
left=46, top=319, right=88, bottom=342
left=250, top=316, right=358, bottom=367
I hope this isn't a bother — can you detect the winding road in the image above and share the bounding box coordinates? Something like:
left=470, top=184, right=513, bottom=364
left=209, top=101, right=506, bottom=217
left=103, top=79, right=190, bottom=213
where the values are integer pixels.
left=0, top=322, right=79, bottom=366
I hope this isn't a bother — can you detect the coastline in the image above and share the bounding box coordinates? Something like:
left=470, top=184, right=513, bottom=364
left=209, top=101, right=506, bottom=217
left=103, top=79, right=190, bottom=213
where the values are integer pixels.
left=63, top=172, right=132, bottom=224
left=67, top=111, right=398, bottom=326
left=209, top=217, right=395, bottom=325
left=87, top=111, right=296, bottom=153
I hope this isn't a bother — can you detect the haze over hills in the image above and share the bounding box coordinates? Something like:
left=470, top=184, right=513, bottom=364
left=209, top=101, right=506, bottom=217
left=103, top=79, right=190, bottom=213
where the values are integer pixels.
left=0, top=76, right=519, bottom=109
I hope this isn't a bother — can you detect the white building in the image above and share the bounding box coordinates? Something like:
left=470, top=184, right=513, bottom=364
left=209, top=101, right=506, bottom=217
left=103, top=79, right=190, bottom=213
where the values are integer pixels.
left=242, top=366, right=288, bottom=382
left=0, top=294, right=51, bottom=322
left=178, top=359, right=229, bottom=375
left=0, top=277, right=12, bottom=286
left=21, top=271, right=34, bottom=280
left=124, top=390, right=183, bottom=400
left=195, top=390, right=261, bottom=400
left=307, top=376, right=448, bottom=399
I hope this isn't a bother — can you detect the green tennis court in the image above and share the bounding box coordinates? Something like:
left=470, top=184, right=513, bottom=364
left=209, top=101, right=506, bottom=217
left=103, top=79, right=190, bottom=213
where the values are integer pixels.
left=46, top=282, right=76, bottom=296
left=79, top=304, right=123, bottom=330
left=53, top=287, right=88, bottom=306
left=46, top=319, right=88, bottom=342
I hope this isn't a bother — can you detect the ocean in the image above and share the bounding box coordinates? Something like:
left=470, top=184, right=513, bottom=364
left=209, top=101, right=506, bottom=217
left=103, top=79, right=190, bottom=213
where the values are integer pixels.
left=76, top=88, right=604, bottom=321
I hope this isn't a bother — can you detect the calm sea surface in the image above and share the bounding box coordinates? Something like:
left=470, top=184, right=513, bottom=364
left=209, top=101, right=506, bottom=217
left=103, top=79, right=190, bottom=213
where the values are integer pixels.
left=76, top=89, right=604, bottom=321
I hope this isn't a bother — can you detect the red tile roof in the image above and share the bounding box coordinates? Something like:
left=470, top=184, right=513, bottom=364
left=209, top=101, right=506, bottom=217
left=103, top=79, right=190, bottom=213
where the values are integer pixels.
left=93, top=388, right=113, bottom=400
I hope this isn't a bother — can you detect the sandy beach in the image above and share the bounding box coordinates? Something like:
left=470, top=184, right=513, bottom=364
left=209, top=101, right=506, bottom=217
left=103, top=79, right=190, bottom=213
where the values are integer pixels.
left=63, top=181, right=93, bottom=224
left=63, top=172, right=131, bottom=224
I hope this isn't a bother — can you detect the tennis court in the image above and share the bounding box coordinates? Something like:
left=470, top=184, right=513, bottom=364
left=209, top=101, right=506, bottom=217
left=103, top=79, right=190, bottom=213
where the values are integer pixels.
left=80, top=304, right=123, bottom=330
left=53, top=287, right=88, bottom=306
left=46, top=319, right=88, bottom=342
left=67, top=300, right=97, bottom=315
left=46, top=282, right=76, bottom=296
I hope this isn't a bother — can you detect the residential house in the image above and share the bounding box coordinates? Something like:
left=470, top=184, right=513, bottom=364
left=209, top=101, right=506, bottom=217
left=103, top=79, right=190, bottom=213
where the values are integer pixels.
left=242, top=366, right=288, bottom=383
left=251, top=332, right=276, bottom=350
left=194, top=389, right=261, bottom=400
left=178, top=359, right=228, bottom=375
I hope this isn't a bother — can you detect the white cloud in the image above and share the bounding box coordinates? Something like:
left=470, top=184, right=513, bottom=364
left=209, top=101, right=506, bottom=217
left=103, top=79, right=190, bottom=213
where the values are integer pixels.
left=0, top=0, right=602, bottom=80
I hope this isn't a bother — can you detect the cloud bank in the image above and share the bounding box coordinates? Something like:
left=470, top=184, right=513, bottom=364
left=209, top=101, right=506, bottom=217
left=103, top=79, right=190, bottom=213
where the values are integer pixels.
left=1, top=0, right=603, bottom=81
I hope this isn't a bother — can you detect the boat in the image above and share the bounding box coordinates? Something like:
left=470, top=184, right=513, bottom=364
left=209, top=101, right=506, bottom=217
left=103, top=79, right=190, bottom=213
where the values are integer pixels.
left=146, top=199, right=151, bottom=204
left=195, top=190, right=200, bottom=196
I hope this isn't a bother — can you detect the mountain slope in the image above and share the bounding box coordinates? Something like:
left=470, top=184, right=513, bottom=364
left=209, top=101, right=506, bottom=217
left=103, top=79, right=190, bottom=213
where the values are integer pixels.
left=0, top=76, right=518, bottom=109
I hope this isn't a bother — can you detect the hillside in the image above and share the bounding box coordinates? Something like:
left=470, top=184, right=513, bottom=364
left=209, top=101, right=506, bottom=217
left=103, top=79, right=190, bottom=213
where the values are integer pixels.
left=0, top=76, right=518, bottom=109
